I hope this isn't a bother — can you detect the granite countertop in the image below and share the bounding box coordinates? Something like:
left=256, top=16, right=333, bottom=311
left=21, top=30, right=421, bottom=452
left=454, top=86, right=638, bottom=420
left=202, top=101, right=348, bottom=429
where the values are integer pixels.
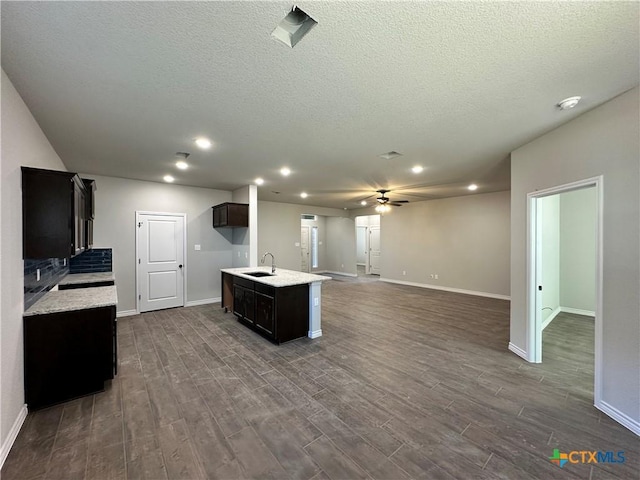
left=24, top=285, right=118, bottom=317
left=58, top=271, right=115, bottom=286
left=221, top=267, right=331, bottom=287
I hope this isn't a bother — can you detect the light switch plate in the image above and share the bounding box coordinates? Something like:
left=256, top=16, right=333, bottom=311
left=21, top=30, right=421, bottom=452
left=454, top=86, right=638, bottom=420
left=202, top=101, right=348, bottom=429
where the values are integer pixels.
left=194, top=244, right=201, bottom=251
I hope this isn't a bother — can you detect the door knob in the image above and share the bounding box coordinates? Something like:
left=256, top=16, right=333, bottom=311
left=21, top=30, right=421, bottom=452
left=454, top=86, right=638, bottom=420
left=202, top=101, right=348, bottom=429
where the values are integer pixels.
left=179, top=264, right=183, bottom=269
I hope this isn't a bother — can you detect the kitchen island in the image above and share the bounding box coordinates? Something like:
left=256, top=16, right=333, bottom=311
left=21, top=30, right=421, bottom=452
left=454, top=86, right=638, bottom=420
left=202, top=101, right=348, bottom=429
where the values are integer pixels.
left=220, top=267, right=330, bottom=343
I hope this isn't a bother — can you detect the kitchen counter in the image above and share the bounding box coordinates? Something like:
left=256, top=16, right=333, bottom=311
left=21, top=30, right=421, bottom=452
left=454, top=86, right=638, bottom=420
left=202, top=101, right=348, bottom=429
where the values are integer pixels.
left=24, top=285, right=118, bottom=317
left=220, top=267, right=331, bottom=287
left=58, top=271, right=115, bottom=286
left=221, top=267, right=329, bottom=340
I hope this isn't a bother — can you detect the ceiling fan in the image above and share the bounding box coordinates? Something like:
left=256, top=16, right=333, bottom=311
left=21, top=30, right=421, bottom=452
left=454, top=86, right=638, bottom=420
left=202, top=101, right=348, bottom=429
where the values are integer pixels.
left=375, top=189, right=409, bottom=207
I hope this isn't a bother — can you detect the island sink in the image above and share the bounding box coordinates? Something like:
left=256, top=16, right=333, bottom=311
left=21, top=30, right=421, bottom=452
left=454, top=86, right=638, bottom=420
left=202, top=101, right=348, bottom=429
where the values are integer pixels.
left=244, top=271, right=275, bottom=277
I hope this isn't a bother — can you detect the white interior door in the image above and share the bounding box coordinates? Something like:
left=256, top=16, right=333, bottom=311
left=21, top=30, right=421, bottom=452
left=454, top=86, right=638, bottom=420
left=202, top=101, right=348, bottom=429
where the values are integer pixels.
left=369, top=226, right=381, bottom=275
left=137, top=212, right=186, bottom=313
left=301, top=226, right=310, bottom=273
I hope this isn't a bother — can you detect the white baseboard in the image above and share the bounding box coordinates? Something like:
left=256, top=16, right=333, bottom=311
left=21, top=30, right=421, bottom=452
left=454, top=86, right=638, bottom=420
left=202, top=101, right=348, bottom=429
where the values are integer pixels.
left=508, top=342, right=528, bottom=361
left=186, top=297, right=221, bottom=307
left=116, top=309, right=138, bottom=318
left=0, top=405, right=28, bottom=469
left=597, top=400, right=640, bottom=436
left=542, top=306, right=562, bottom=331
left=321, top=271, right=358, bottom=278
left=561, top=307, right=596, bottom=317
left=308, top=329, right=323, bottom=339
left=379, top=278, right=510, bottom=301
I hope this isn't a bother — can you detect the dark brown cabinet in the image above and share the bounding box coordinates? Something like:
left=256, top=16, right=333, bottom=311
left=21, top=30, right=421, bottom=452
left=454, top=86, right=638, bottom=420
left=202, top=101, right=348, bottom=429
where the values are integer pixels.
left=22, top=167, right=89, bottom=259
left=223, top=272, right=309, bottom=343
left=212, top=202, right=248, bottom=228
left=24, top=305, right=117, bottom=410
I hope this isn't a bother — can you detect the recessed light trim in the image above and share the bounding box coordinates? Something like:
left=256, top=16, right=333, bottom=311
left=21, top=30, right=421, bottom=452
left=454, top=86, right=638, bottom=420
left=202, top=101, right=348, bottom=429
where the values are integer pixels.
left=411, top=165, right=424, bottom=173
left=300, top=192, right=308, bottom=199
left=271, top=6, right=318, bottom=48
left=163, top=175, right=175, bottom=183
left=255, top=177, right=264, bottom=185
left=360, top=200, right=367, bottom=206
left=195, top=138, right=212, bottom=149
left=557, top=96, right=581, bottom=110
left=468, top=184, right=478, bottom=191
left=176, top=161, right=188, bottom=170
left=280, top=167, right=291, bottom=176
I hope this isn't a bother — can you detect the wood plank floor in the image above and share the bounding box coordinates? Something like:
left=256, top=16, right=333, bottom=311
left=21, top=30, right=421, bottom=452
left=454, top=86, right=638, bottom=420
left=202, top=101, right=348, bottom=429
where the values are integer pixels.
left=3, top=277, right=638, bottom=479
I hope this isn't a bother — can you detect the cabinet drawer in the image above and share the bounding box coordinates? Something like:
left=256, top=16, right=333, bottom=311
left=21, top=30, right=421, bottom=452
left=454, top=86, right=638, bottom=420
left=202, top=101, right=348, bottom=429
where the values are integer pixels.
left=255, top=282, right=275, bottom=297
left=234, top=276, right=254, bottom=289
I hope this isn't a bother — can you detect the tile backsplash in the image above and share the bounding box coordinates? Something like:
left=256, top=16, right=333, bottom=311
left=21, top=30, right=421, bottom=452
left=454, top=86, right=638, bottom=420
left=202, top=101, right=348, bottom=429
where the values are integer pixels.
left=70, top=248, right=112, bottom=273
left=24, top=257, right=68, bottom=311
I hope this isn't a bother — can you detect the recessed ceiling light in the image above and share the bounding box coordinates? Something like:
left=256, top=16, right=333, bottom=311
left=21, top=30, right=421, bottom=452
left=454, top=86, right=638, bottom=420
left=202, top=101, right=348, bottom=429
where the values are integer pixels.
left=255, top=177, right=264, bottom=185
left=271, top=6, right=318, bottom=48
left=468, top=184, right=478, bottom=191
left=412, top=165, right=424, bottom=173
left=360, top=200, right=367, bottom=206
left=195, top=138, right=212, bottom=149
left=300, top=192, right=308, bottom=199
left=280, top=167, right=291, bottom=176
left=176, top=161, right=188, bottom=170
left=379, top=151, right=403, bottom=160
left=163, top=175, right=175, bottom=183
left=557, top=96, right=581, bottom=110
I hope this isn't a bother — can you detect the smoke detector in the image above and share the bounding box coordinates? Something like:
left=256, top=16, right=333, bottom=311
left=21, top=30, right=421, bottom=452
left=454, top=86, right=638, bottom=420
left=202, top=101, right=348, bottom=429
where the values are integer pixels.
left=378, top=151, right=403, bottom=160
left=271, top=6, right=317, bottom=48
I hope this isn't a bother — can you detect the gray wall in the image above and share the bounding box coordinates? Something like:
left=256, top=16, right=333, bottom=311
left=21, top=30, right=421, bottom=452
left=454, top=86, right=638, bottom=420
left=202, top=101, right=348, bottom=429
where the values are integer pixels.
left=325, top=216, right=357, bottom=275
left=380, top=191, right=511, bottom=297
left=510, top=87, right=639, bottom=422
left=1, top=70, right=67, bottom=454
left=257, top=201, right=349, bottom=272
left=540, top=195, right=560, bottom=322
left=560, top=188, right=597, bottom=312
left=86, top=174, right=233, bottom=313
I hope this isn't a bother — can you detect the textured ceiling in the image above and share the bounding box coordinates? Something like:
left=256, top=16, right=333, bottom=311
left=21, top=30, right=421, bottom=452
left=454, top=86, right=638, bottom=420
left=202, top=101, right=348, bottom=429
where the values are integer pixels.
left=2, top=1, right=638, bottom=209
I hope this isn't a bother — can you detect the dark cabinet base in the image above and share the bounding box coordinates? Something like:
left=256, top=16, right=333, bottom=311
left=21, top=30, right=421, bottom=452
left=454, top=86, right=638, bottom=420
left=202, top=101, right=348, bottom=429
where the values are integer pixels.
left=222, top=272, right=309, bottom=344
left=58, top=280, right=115, bottom=290
left=24, top=305, right=117, bottom=410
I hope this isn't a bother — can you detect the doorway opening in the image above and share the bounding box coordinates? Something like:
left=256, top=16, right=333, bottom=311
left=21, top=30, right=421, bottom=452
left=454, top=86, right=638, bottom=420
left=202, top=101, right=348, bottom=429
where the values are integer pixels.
left=355, top=214, right=381, bottom=277
left=527, top=177, right=602, bottom=405
left=301, top=215, right=320, bottom=273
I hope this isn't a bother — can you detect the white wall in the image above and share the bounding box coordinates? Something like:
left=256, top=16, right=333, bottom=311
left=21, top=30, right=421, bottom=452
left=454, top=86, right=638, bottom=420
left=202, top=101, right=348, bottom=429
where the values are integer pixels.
left=85, top=174, right=233, bottom=313
left=1, top=70, right=67, bottom=460
left=560, top=188, right=596, bottom=312
left=540, top=195, right=560, bottom=323
left=510, top=87, right=639, bottom=425
left=257, top=201, right=349, bottom=272
left=381, top=191, right=511, bottom=297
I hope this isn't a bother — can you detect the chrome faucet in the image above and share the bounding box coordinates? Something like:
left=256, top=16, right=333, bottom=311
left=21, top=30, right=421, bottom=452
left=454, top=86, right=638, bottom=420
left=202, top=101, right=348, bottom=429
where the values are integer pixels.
left=261, top=252, right=276, bottom=273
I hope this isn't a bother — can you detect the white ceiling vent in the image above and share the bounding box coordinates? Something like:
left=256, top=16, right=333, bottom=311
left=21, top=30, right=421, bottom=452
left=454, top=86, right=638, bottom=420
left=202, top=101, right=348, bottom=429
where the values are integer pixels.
left=378, top=151, right=403, bottom=160
left=271, top=6, right=317, bottom=48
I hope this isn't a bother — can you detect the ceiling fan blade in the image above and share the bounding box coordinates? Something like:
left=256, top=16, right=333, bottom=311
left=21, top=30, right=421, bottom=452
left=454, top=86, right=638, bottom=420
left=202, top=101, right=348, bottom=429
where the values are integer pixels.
left=388, top=202, right=404, bottom=206
left=394, top=200, right=410, bottom=203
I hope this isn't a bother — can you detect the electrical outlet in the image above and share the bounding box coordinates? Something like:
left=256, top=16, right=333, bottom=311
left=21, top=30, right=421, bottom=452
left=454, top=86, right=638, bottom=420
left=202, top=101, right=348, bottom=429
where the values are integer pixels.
left=245, top=252, right=248, bottom=258
left=237, top=251, right=240, bottom=257
left=341, top=264, right=344, bottom=268
left=194, top=244, right=201, bottom=251
left=63, top=258, right=67, bottom=266
left=435, top=274, right=439, bottom=280
left=295, top=242, right=300, bottom=247
left=402, top=270, right=406, bottom=276
left=314, top=297, right=319, bottom=307
left=36, top=269, right=41, bottom=281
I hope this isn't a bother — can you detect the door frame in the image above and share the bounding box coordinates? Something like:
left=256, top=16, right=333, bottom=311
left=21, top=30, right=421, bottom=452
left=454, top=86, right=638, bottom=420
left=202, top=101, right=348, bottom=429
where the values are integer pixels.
left=135, top=211, right=188, bottom=314
left=301, top=225, right=310, bottom=273
left=526, top=176, right=603, bottom=405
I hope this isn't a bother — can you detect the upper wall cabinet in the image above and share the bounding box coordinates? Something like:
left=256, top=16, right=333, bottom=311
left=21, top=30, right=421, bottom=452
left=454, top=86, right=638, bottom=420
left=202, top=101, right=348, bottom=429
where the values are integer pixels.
left=212, top=202, right=249, bottom=228
left=22, top=167, right=89, bottom=259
